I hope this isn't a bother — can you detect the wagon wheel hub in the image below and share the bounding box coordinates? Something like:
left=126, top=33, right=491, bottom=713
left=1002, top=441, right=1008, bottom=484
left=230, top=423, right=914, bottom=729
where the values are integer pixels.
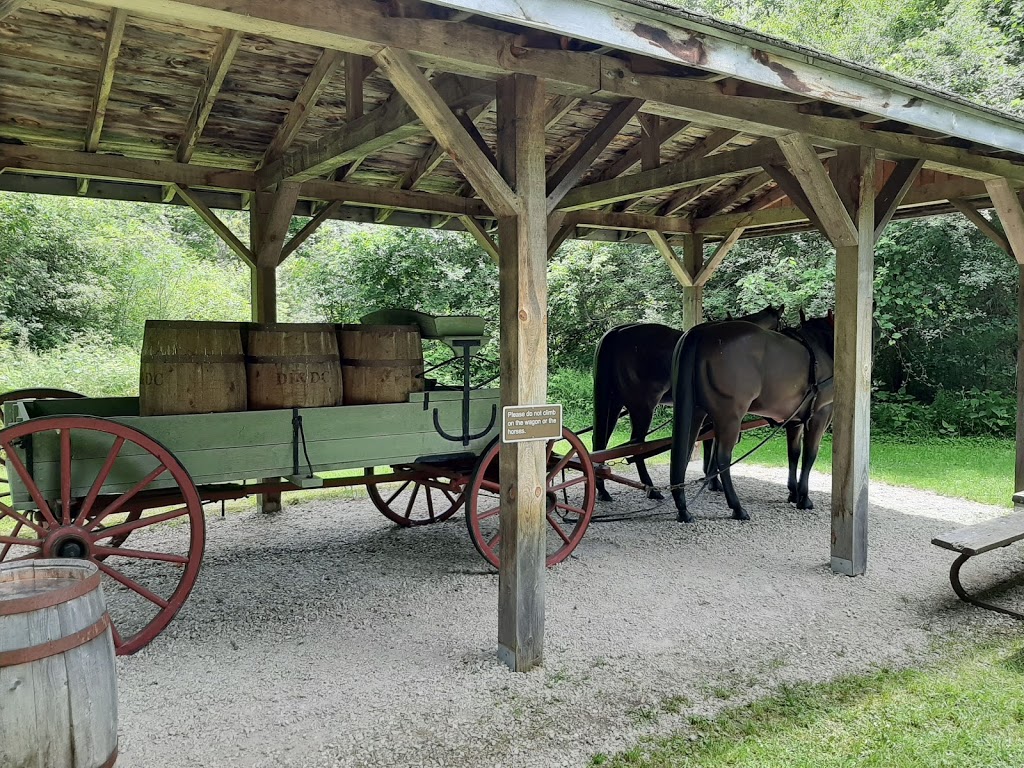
left=42, top=527, right=92, bottom=560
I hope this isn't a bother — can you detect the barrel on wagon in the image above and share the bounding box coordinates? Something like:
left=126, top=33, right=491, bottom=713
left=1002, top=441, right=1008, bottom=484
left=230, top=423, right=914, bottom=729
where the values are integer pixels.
left=0, top=559, right=118, bottom=768
left=338, top=324, right=424, bottom=405
left=140, top=319, right=247, bottom=415
left=247, top=323, right=344, bottom=410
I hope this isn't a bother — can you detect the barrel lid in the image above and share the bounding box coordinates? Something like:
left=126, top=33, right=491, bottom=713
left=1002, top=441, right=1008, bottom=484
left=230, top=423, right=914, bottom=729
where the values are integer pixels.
left=0, top=560, right=100, bottom=615
left=249, top=322, right=339, bottom=332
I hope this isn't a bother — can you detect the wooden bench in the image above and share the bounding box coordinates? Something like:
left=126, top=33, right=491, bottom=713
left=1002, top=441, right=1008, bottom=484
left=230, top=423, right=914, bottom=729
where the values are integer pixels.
left=932, top=510, right=1024, bottom=620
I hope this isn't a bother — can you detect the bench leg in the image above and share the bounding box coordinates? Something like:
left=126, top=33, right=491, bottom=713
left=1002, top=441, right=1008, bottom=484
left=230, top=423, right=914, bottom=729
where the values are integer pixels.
left=949, top=553, right=1024, bottom=621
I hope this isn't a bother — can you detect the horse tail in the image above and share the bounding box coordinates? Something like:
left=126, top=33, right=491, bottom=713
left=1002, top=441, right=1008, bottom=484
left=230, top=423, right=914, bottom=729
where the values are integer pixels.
left=670, top=328, right=700, bottom=521
left=592, top=327, right=621, bottom=452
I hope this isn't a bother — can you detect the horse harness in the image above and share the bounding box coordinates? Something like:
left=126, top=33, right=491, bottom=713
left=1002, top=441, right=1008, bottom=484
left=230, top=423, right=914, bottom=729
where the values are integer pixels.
left=781, top=328, right=831, bottom=424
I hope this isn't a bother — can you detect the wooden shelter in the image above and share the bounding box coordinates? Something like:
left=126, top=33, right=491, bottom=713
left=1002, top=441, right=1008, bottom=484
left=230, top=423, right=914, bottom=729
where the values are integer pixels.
left=2, top=0, right=1024, bottom=671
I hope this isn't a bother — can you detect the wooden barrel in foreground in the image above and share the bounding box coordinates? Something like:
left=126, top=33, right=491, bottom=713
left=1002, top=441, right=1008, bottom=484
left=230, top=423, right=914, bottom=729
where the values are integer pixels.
left=338, top=324, right=424, bottom=405
left=0, top=559, right=118, bottom=768
left=246, top=323, right=343, bottom=410
left=140, top=320, right=247, bottom=415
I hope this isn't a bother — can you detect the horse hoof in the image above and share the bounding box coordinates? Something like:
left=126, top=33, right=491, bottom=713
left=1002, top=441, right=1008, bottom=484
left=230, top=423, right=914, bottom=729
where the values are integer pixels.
left=709, top=480, right=724, bottom=493
left=597, top=490, right=613, bottom=502
left=788, top=491, right=798, bottom=503
left=733, top=508, right=750, bottom=521
left=797, top=497, right=814, bottom=510
left=676, top=510, right=693, bottom=523
left=647, top=489, right=664, bottom=501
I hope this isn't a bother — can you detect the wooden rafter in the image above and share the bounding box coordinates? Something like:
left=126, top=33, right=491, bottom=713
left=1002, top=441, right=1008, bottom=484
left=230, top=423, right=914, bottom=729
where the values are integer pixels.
left=82, top=0, right=1024, bottom=183
left=763, top=164, right=828, bottom=236
left=172, top=184, right=253, bottom=266
left=775, top=133, right=857, bottom=247
left=873, top=158, right=925, bottom=240
left=280, top=200, right=343, bottom=263
left=373, top=47, right=518, bottom=217
left=261, top=49, right=343, bottom=167
left=986, top=178, right=1024, bottom=263
left=695, top=171, right=772, bottom=218
left=694, top=228, right=744, bottom=286
left=649, top=230, right=693, bottom=287
left=345, top=53, right=368, bottom=120
left=950, top=199, right=1011, bottom=254
left=546, top=98, right=644, bottom=212
left=0, top=0, right=27, bottom=19
left=260, top=71, right=492, bottom=187
left=653, top=129, right=741, bottom=216
left=558, top=137, right=781, bottom=211
left=459, top=215, right=500, bottom=263
left=177, top=29, right=242, bottom=163
left=84, top=8, right=128, bottom=154
left=593, top=119, right=691, bottom=184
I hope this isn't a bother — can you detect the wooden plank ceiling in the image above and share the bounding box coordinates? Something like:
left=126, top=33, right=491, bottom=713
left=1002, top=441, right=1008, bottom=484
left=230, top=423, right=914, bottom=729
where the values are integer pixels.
left=1, top=0, right=1022, bottom=245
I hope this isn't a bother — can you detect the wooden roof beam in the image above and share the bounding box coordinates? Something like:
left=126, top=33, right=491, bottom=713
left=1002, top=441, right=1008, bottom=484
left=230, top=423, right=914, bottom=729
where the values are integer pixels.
left=950, top=198, right=1011, bottom=254
left=176, top=29, right=243, bottom=164
left=460, top=215, right=500, bottom=263
left=373, top=47, right=518, bottom=217
left=280, top=200, right=343, bottom=263
left=986, top=178, right=1024, bottom=264
left=261, top=71, right=493, bottom=187
left=593, top=119, right=690, bottom=183
left=557, top=137, right=783, bottom=211
left=172, top=184, right=253, bottom=267
left=694, top=171, right=772, bottom=218
left=261, top=49, right=343, bottom=167
left=85, top=0, right=1024, bottom=182
left=649, top=230, right=693, bottom=287
left=775, top=133, right=858, bottom=247
left=84, top=8, right=127, bottom=154
left=655, top=129, right=741, bottom=215
left=0, top=0, right=27, bottom=19
left=874, top=158, right=924, bottom=241
left=546, top=98, right=644, bottom=212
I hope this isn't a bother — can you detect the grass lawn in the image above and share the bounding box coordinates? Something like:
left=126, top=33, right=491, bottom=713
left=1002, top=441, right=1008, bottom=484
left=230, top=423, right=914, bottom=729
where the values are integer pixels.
left=597, top=419, right=1016, bottom=508
left=593, top=635, right=1024, bottom=768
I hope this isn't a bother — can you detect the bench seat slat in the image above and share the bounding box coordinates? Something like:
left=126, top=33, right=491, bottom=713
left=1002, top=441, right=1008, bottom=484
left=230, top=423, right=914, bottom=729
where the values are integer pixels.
left=932, top=511, right=1024, bottom=556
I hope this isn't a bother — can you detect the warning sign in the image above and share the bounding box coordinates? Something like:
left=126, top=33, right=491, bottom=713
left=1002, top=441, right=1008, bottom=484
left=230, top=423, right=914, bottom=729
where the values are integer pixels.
left=501, top=404, right=563, bottom=444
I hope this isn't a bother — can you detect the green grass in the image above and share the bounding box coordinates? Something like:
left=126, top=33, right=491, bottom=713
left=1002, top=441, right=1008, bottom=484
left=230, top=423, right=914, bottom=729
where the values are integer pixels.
left=595, top=417, right=1015, bottom=508
left=597, top=636, right=1024, bottom=768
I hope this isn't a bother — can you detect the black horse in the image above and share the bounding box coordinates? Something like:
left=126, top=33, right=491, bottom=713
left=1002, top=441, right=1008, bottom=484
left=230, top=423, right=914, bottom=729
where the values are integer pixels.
left=670, top=311, right=835, bottom=522
left=592, top=305, right=783, bottom=502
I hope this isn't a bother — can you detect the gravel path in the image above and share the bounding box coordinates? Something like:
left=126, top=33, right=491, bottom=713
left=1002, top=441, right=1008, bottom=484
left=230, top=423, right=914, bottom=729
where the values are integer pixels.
left=114, top=461, right=1021, bottom=767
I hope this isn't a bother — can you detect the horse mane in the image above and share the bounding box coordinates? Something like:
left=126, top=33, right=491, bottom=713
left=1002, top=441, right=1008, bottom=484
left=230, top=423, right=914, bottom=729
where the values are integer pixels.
left=797, top=316, right=835, bottom=360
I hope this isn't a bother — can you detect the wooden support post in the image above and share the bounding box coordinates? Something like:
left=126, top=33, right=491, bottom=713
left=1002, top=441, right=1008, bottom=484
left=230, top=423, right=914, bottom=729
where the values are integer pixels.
left=495, top=73, right=548, bottom=673
left=681, top=232, right=703, bottom=329
left=831, top=146, right=876, bottom=576
left=986, top=178, right=1024, bottom=493
left=250, top=185, right=298, bottom=514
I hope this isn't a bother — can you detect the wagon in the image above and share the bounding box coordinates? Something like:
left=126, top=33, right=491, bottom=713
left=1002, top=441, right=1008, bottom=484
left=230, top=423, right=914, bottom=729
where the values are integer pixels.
left=0, top=317, right=599, bottom=655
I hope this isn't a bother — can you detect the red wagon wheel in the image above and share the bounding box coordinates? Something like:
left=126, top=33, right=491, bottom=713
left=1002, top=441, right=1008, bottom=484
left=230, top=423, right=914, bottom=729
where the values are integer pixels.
left=0, top=415, right=205, bottom=655
left=0, top=388, right=85, bottom=504
left=465, top=427, right=595, bottom=569
left=365, top=467, right=466, bottom=527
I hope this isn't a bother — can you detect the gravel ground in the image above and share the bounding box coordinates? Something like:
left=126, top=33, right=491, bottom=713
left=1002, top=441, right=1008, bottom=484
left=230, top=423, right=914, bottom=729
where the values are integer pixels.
left=114, top=460, right=1022, bottom=767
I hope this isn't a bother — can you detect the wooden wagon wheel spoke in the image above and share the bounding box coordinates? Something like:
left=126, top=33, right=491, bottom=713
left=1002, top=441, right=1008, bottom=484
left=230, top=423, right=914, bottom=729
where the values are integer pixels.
left=73, top=436, right=125, bottom=526
left=87, top=463, right=167, bottom=530
left=548, top=475, right=588, bottom=493
left=546, top=513, right=572, bottom=545
left=96, top=561, right=171, bottom=609
left=365, top=467, right=466, bottom=527
left=2, top=444, right=59, bottom=528
left=0, top=415, right=205, bottom=656
left=91, top=545, right=189, bottom=565
left=92, top=507, right=191, bottom=542
left=547, top=448, right=578, bottom=479
left=466, top=428, right=596, bottom=569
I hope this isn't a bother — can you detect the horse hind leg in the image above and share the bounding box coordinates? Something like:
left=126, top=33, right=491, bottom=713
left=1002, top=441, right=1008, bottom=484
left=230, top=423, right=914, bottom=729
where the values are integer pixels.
left=786, top=423, right=804, bottom=504
left=712, top=420, right=749, bottom=521
left=796, top=407, right=832, bottom=510
left=630, top=405, right=662, bottom=500
left=699, top=414, right=723, bottom=492
left=594, top=393, right=625, bottom=503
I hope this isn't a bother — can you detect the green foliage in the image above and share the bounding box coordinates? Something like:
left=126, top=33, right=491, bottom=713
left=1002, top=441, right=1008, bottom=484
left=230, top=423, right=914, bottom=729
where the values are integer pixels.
left=0, top=338, right=140, bottom=398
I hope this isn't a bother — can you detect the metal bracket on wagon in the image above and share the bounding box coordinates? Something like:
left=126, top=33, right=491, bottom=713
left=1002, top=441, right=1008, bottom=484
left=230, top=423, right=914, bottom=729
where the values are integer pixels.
left=431, top=338, right=497, bottom=446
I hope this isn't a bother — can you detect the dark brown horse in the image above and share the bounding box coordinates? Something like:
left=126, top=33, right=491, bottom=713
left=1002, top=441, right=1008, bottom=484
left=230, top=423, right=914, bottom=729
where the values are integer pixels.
left=592, top=306, right=783, bottom=501
left=669, top=312, right=835, bottom=522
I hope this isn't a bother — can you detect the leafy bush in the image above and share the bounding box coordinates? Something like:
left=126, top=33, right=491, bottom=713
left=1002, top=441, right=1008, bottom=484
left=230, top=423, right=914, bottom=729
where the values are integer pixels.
left=548, top=368, right=594, bottom=430
left=872, top=387, right=1016, bottom=440
left=0, top=337, right=140, bottom=398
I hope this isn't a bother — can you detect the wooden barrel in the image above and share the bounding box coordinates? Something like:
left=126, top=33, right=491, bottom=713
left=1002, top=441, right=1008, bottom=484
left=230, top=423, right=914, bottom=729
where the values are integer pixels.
left=246, top=323, right=343, bottom=410
left=0, top=560, right=118, bottom=768
left=140, top=320, right=247, bottom=416
left=338, top=324, right=424, bottom=405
